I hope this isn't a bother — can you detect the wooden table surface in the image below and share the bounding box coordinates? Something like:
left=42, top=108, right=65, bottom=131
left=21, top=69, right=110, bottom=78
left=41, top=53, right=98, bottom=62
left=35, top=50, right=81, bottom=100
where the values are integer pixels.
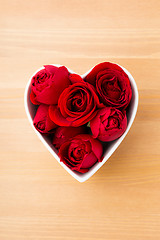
left=0, top=0, right=160, bottom=239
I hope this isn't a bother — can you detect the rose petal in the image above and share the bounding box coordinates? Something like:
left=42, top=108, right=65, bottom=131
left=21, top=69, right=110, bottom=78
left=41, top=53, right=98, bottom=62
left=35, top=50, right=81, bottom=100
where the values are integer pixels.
left=34, top=104, right=57, bottom=133
left=30, top=90, right=40, bottom=105
left=50, top=106, right=72, bottom=126
left=75, top=134, right=103, bottom=161
left=44, top=65, right=58, bottom=74
left=36, top=66, right=70, bottom=105
left=53, top=126, right=86, bottom=149
left=80, top=152, right=98, bottom=168
left=69, top=73, right=84, bottom=84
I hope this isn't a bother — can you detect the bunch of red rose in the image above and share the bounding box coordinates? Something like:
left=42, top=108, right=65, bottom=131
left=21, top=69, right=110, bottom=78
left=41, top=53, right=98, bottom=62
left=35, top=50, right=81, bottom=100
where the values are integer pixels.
left=30, top=62, right=132, bottom=173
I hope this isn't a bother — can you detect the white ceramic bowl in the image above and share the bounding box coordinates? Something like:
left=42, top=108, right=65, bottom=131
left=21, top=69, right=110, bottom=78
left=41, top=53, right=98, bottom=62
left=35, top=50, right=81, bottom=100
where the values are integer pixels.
left=24, top=63, right=138, bottom=182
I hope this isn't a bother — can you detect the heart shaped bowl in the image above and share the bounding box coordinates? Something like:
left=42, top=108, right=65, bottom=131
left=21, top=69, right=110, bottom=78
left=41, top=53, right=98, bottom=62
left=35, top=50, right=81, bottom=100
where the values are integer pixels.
left=24, top=63, right=138, bottom=182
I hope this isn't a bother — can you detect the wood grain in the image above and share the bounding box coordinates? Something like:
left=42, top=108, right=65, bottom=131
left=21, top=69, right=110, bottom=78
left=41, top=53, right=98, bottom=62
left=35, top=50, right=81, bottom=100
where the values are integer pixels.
left=0, top=0, right=160, bottom=239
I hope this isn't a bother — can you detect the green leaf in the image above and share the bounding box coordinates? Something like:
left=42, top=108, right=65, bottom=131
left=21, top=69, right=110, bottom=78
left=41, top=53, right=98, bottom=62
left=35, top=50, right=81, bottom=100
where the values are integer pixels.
left=87, top=122, right=90, bottom=128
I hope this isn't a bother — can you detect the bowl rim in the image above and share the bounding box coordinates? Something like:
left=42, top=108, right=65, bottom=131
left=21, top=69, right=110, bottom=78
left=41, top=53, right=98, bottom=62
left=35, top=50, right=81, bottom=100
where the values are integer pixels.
left=24, top=63, right=139, bottom=182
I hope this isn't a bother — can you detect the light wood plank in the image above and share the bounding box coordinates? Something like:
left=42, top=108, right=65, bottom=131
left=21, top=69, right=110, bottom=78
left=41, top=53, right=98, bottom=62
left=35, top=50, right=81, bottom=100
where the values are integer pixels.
left=0, top=0, right=160, bottom=239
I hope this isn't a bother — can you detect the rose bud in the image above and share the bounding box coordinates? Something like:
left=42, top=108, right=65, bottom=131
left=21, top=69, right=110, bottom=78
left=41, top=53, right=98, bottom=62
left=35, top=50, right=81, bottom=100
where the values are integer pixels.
left=59, top=134, right=103, bottom=173
left=33, top=104, right=57, bottom=134
left=30, top=65, right=70, bottom=105
left=53, top=126, right=86, bottom=149
left=85, top=62, right=132, bottom=109
left=90, top=107, right=127, bottom=142
left=49, top=82, right=104, bottom=127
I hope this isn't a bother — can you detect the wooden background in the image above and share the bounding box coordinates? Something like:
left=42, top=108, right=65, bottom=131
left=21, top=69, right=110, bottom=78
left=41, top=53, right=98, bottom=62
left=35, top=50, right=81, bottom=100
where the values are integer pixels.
left=0, top=0, right=160, bottom=239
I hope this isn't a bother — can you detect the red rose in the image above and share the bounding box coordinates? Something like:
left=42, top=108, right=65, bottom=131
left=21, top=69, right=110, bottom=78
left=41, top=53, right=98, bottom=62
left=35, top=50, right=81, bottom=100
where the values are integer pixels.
left=53, top=126, right=86, bottom=149
left=85, top=62, right=132, bottom=109
left=90, top=107, right=127, bottom=142
left=30, top=65, right=70, bottom=105
left=49, top=82, right=104, bottom=127
left=59, top=134, right=103, bottom=173
left=33, top=104, right=57, bottom=133
left=69, top=73, right=84, bottom=84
